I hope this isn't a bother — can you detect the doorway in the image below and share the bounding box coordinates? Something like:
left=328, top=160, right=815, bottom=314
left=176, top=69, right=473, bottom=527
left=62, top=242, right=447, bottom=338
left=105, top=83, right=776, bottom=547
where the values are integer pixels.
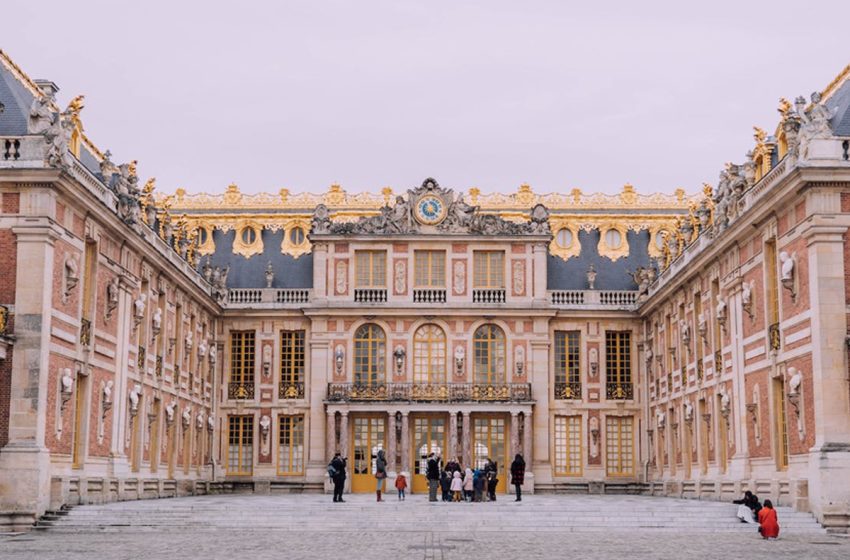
left=411, top=415, right=447, bottom=493
left=351, top=416, right=386, bottom=493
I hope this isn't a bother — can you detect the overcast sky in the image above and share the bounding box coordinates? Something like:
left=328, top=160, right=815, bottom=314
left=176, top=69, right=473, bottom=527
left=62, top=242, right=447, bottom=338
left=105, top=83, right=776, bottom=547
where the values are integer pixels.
left=4, top=0, right=849, bottom=196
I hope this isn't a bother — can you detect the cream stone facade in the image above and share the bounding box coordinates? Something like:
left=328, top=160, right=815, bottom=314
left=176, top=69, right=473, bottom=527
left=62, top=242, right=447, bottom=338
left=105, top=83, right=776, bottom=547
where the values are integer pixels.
left=2, top=50, right=850, bottom=532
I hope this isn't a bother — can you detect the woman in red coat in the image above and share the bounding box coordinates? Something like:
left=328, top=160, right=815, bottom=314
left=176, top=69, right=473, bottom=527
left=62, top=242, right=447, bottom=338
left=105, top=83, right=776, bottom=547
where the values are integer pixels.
left=758, top=499, right=780, bottom=539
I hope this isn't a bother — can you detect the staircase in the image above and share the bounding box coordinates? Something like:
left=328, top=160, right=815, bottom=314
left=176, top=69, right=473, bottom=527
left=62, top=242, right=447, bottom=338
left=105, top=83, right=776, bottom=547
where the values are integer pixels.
left=33, top=494, right=826, bottom=534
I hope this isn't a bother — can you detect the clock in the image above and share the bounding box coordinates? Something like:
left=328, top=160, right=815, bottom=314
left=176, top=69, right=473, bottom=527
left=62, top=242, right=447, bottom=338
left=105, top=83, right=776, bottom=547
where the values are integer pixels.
left=415, top=194, right=447, bottom=225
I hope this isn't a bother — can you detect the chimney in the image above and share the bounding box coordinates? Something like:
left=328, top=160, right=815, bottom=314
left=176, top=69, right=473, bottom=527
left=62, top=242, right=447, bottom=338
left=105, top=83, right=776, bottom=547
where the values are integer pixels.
left=33, top=79, right=60, bottom=98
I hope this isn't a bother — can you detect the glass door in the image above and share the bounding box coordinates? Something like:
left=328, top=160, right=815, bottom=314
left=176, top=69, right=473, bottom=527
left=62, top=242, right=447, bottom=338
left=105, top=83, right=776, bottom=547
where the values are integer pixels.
left=411, top=416, right=446, bottom=493
left=351, top=416, right=386, bottom=493
left=473, top=416, right=507, bottom=493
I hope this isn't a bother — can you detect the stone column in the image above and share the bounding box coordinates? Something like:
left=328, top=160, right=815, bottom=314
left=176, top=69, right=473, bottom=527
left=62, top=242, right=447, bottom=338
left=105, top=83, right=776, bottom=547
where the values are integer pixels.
left=510, top=411, right=520, bottom=457
left=339, top=411, right=349, bottom=461
left=461, top=411, right=471, bottom=467
left=532, top=242, right=548, bottom=303
left=0, top=221, right=61, bottom=523
left=448, top=410, right=458, bottom=461
left=326, top=410, right=336, bottom=459
left=801, top=210, right=850, bottom=528
left=400, top=412, right=410, bottom=473
left=387, top=410, right=397, bottom=473
left=110, top=276, right=136, bottom=477
left=523, top=410, right=533, bottom=460
left=529, top=337, right=551, bottom=483
left=306, top=338, right=330, bottom=483
left=312, top=242, right=328, bottom=302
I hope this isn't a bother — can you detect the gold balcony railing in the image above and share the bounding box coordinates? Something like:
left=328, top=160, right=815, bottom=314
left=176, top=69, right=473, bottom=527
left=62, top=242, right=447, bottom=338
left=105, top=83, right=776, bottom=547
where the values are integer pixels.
left=326, top=382, right=533, bottom=403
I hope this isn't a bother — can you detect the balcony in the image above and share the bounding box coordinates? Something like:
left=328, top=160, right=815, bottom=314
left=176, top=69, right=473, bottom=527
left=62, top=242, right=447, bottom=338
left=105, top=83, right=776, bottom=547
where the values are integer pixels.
left=228, top=382, right=255, bottom=400
left=549, top=290, right=638, bottom=310
left=326, top=382, right=532, bottom=403
left=554, top=381, right=582, bottom=400
left=279, top=381, right=305, bottom=399
left=472, top=289, right=506, bottom=304
left=226, top=288, right=311, bottom=308
left=606, top=382, right=634, bottom=400
left=354, top=288, right=387, bottom=303
left=413, top=288, right=447, bottom=303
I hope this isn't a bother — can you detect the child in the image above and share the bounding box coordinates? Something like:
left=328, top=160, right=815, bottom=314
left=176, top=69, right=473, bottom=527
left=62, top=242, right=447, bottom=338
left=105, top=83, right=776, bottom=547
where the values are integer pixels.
left=473, top=468, right=485, bottom=502
left=395, top=472, right=407, bottom=501
left=463, top=468, right=474, bottom=502
left=450, top=470, right=463, bottom=502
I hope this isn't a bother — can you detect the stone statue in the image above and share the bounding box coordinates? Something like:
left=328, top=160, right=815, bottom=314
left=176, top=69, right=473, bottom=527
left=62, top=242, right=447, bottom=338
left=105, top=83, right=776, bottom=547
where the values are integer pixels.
left=141, top=178, right=158, bottom=227
left=586, top=265, right=597, bottom=290
left=152, top=308, right=162, bottom=336
left=679, top=319, right=691, bottom=349
left=441, top=195, right=477, bottom=232
left=265, top=261, right=274, bottom=288
left=28, top=94, right=55, bottom=135
left=185, top=330, right=193, bottom=352
left=208, top=343, right=217, bottom=367
left=105, top=276, right=120, bottom=320
left=182, top=408, right=192, bottom=429
left=796, top=91, right=836, bottom=159
left=388, top=195, right=411, bottom=233
left=60, top=369, right=74, bottom=395
left=63, top=256, right=79, bottom=303
left=44, top=112, right=74, bottom=170
left=202, top=258, right=213, bottom=283
left=742, top=280, right=754, bottom=320
left=528, top=203, right=551, bottom=234
left=211, top=265, right=229, bottom=302
left=198, top=339, right=208, bottom=360
left=779, top=251, right=794, bottom=282
left=128, top=384, right=141, bottom=415
left=165, top=402, right=177, bottom=426
left=454, top=345, right=465, bottom=376
left=102, top=380, right=113, bottom=413
left=716, top=294, right=727, bottom=329
left=311, top=204, right=331, bottom=234
left=196, top=411, right=205, bottom=430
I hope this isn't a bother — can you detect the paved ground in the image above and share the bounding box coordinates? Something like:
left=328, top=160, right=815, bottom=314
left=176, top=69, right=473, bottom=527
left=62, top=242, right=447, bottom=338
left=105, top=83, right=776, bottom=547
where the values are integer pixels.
left=1, top=494, right=848, bottom=560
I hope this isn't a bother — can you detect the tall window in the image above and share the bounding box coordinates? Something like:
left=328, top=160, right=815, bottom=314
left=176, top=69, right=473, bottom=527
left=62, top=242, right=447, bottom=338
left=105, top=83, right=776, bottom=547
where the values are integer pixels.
left=605, top=416, right=634, bottom=476
left=414, top=250, right=446, bottom=287
left=473, top=251, right=504, bottom=288
left=774, top=377, right=790, bottom=470
left=227, top=415, right=254, bottom=475
left=711, top=279, right=722, bottom=354
left=354, top=323, right=386, bottom=385
left=229, top=331, right=256, bottom=386
left=765, top=239, right=780, bottom=351
left=554, top=416, right=583, bottom=476
left=278, top=415, right=305, bottom=475
left=280, top=330, right=306, bottom=386
left=413, top=324, right=446, bottom=383
left=554, top=331, right=580, bottom=398
left=605, top=331, right=632, bottom=399
left=80, top=240, right=97, bottom=346
left=355, top=250, right=386, bottom=288
left=473, top=324, right=506, bottom=384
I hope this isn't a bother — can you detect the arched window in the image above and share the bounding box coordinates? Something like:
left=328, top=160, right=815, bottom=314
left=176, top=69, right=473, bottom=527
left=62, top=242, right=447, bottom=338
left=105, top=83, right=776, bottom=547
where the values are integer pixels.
left=473, top=324, right=505, bottom=384
left=354, top=324, right=386, bottom=385
left=413, top=324, right=446, bottom=384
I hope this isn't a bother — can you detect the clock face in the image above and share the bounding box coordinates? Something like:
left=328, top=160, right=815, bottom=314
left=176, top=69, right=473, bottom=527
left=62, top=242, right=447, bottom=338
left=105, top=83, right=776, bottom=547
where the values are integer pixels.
left=415, top=195, right=446, bottom=225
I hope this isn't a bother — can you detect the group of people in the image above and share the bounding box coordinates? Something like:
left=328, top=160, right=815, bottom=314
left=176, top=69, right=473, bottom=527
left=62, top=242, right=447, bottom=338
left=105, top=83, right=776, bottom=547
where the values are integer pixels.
left=734, top=490, right=780, bottom=539
left=327, top=450, right=527, bottom=503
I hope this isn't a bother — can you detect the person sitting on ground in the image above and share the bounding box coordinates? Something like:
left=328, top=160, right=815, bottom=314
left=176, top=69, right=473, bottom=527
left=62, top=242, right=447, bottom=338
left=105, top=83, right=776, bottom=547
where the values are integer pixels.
left=758, top=499, right=780, bottom=539
left=733, top=490, right=761, bottom=524
left=450, top=470, right=464, bottom=502
left=463, top=467, right=474, bottom=502
left=395, top=471, right=407, bottom=501
left=440, top=469, right=452, bottom=502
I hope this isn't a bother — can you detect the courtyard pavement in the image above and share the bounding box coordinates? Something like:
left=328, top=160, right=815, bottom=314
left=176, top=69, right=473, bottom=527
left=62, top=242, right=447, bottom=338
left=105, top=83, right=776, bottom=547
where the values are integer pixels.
left=1, top=494, right=848, bottom=559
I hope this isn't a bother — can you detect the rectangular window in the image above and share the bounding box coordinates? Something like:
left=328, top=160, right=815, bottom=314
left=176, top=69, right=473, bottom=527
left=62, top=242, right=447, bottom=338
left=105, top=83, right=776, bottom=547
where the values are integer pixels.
left=711, top=279, right=722, bottom=353
left=765, top=239, right=779, bottom=326
left=774, top=377, right=790, bottom=470
left=554, top=416, right=583, bottom=476
left=605, top=331, right=632, bottom=399
left=355, top=250, right=386, bottom=288
left=278, top=415, right=305, bottom=475
left=280, top=330, right=306, bottom=398
left=473, top=251, right=504, bottom=288
left=230, top=331, right=256, bottom=385
left=227, top=415, right=254, bottom=475
left=605, top=416, right=634, bottom=476
left=554, top=331, right=580, bottom=398
left=414, top=250, right=446, bottom=287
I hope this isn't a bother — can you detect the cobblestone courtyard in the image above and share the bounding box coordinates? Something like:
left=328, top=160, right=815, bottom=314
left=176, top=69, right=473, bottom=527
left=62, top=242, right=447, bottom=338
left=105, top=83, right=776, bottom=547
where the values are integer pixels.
left=1, top=494, right=848, bottom=559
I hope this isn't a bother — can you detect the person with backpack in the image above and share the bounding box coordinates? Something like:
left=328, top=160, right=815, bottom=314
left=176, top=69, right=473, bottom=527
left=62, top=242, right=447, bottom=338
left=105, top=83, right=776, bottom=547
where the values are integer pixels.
left=328, top=452, right=347, bottom=503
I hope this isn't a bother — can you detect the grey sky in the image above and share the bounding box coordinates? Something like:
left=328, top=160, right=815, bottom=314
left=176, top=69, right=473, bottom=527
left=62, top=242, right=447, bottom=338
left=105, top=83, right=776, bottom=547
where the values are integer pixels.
left=4, top=0, right=849, bottom=196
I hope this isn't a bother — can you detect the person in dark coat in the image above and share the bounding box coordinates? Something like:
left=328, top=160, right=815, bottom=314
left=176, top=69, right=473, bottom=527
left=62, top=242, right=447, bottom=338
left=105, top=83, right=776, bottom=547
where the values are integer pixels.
left=375, top=449, right=387, bottom=502
left=484, top=458, right=498, bottom=501
left=510, top=454, right=526, bottom=502
left=329, top=452, right=347, bottom=503
left=440, top=469, right=452, bottom=502
left=426, top=453, right=441, bottom=502
left=733, top=490, right=761, bottom=524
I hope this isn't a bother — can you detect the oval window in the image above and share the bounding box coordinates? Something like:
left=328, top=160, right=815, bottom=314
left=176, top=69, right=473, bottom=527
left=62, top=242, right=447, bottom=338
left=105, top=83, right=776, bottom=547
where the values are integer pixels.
left=556, top=228, right=573, bottom=248
left=655, top=231, right=666, bottom=250
left=198, top=227, right=209, bottom=245
left=241, top=227, right=257, bottom=245
left=290, top=227, right=305, bottom=246
left=605, top=229, right=622, bottom=249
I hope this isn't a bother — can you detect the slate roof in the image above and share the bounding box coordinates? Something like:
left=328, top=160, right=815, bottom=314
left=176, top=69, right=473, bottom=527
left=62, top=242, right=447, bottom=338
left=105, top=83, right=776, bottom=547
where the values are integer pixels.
left=0, top=62, right=34, bottom=136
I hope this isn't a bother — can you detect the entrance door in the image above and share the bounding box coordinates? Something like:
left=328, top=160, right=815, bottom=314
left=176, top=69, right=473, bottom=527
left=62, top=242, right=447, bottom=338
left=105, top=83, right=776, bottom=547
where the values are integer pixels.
left=473, top=416, right=507, bottom=493
left=351, top=416, right=386, bottom=493
left=411, top=416, right=446, bottom=493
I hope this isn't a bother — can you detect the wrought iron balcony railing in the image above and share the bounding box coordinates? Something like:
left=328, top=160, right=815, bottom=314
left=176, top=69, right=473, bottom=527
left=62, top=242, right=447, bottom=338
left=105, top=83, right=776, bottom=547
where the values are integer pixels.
left=228, top=381, right=255, bottom=400
left=279, top=381, right=305, bottom=399
left=326, top=382, right=532, bottom=403
left=554, top=381, right=582, bottom=400
left=606, top=382, right=634, bottom=400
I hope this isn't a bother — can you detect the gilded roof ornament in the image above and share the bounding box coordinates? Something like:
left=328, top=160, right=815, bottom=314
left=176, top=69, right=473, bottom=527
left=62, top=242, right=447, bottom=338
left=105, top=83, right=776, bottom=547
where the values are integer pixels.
left=753, top=126, right=767, bottom=145
left=778, top=97, right=793, bottom=117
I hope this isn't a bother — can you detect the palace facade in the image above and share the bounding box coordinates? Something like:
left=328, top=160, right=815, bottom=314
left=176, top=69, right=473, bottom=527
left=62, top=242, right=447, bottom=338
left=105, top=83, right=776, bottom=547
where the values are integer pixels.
left=2, top=50, right=850, bottom=531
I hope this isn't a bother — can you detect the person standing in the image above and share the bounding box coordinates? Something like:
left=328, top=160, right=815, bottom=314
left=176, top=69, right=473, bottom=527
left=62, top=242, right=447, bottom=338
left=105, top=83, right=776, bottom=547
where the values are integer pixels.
left=510, top=454, right=525, bottom=502
left=426, top=452, right=440, bottom=502
left=463, top=467, right=474, bottom=502
left=440, top=469, right=452, bottom=502
left=375, top=449, right=387, bottom=502
left=484, top=458, right=498, bottom=501
left=395, top=471, right=408, bottom=501
left=758, top=499, right=780, bottom=539
left=450, top=470, right=464, bottom=502
left=329, top=452, right=347, bottom=503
